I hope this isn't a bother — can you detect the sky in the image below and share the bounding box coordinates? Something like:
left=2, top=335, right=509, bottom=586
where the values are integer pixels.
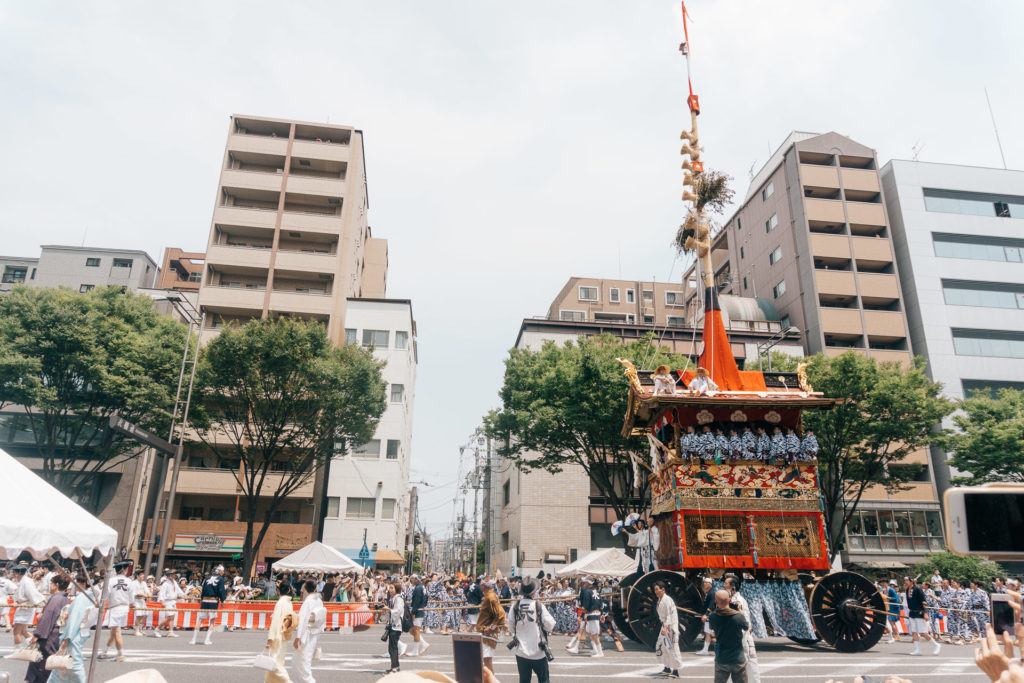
left=2, top=1, right=1023, bottom=537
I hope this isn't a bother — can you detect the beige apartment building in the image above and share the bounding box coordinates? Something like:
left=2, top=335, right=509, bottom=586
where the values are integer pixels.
left=146, top=115, right=392, bottom=573
left=156, top=248, right=205, bottom=292
left=679, top=131, right=941, bottom=569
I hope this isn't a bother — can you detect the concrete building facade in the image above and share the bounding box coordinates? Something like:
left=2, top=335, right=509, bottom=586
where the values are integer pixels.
left=157, top=248, right=205, bottom=292
left=882, top=159, right=1024, bottom=498
left=1, top=245, right=158, bottom=294
left=321, top=298, right=417, bottom=569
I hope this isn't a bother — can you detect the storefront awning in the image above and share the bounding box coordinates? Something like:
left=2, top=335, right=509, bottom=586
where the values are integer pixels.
left=374, top=549, right=405, bottom=565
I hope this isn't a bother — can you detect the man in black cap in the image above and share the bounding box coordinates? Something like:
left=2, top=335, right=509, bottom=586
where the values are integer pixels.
left=466, top=575, right=484, bottom=629
left=100, top=561, right=133, bottom=661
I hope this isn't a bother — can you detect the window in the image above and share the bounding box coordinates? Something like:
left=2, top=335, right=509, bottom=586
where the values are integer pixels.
left=353, top=439, right=381, bottom=458
left=30, top=268, right=35, bottom=280
left=769, top=246, right=783, bottom=265
left=626, top=289, right=635, bottom=303
left=625, top=314, right=636, bottom=324
left=503, top=481, right=511, bottom=506
left=386, top=439, right=400, bottom=459
left=773, top=280, right=786, bottom=299
left=737, top=217, right=743, bottom=231
left=346, top=497, right=376, bottom=519
left=933, top=233, right=1024, bottom=263
left=85, top=257, right=100, bottom=267
left=642, top=290, right=654, bottom=301
left=208, top=508, right=234, bottom=522
left=345, top=328, right=357, bottom=345
left=765, top=214, right=779, bottom=233
left=666, top=316, right=686, bottom=328
left=559, top=310, right=585, bottom=322
left=845, top=508, right=944, bottom=552
left=390, top=383, right=405, bottom=402
left=952, top=328, right=1024, bottom=359
left=180, top=505, right=204, bottom=520
left=271, top=509, right=299, bottom=523
left=326, top=497, right=340, bottom=518
left=79, top=284, right=95, bottom=293
left=187, top=271, right=202, bottom=282
left=501, top=532, right=510, bottom=551
left=643, top=314, right=654, bottom=324
left=665, top=291, right=684, bottom=306
left=381, top=498, right=396, bottom=519
left=962, top=379, right=1024, bottom=397
left=740, top=246, right=745, bottom=259
left=1, top=266, right=27, bottom=284
left=780, top=315, right=791, bottom=331
left=762, top=181, right=774, bottom=201
left=111, top=258, right=133, bottom=269
left=362, top=329, right=389, bottom=348
left=395, top=331, right=409, bottom=349
left=609, top=288, right=620, bottom=303
left=578, top=286, right=599, bottom=302
left=923, top=188, right=1024, bottom=219
left=942, top=280, right=1024, bottom=309
left=742, top=276, right=748, bottom=290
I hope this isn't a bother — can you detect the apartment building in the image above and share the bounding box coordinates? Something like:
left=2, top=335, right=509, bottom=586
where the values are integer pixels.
left=678, top=132, right=941, bottom=569
left=156, top=248, right=205, bottom=292
left=321, top=298, right=417, bottom=570
left=0, top=256, right=38, bottom=292
left=489, top=278, right=803, bottom=576
left=882, top=160, right=1024, bottom=498
left=0, top=245, right=158, bottom=294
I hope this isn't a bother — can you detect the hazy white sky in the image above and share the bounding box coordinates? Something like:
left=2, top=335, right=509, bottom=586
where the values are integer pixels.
left=2, top=1, right=1022, bottom=536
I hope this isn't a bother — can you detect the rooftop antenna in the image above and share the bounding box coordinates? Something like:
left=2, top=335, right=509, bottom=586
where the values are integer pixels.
left=748, top=161, right=757, bottom=180
left=984, top=87, right=1007, bottom=170
left=81, top=227, right=88, bottom=247
left=911, top=140, right=925, bottom=161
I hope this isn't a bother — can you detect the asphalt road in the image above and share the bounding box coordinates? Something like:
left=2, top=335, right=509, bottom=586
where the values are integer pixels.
left=0, top=628, right=989, bottom=682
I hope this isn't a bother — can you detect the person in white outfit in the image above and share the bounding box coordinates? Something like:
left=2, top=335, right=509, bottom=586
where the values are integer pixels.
left=100, top=561, right=133, bottom=661
left=292, top=580, right=327, bottom=683
left=0, top=569, right=16, bottom=632
left=12, top=563, right=44, bottom=645
left=129, top=570, right=151, bottom=636
left=655, top=581, right=684, bottom=678
left=156, top=570, right=184, bottom=637
left=509, top=579, right=556, bottom=683
left=724, top=574, right=759, bottom=683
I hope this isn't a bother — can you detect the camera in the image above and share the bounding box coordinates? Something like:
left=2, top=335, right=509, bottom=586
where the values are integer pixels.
left=506, top=636, right=520, bottom=651
left=539, top=640, right=555, bottom=662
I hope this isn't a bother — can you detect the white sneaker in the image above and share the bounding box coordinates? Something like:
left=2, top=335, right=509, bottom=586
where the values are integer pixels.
left=910, top=648, right=921, bottom=656
left=932, top=641, right=941, bottom=655
left=419, top=641, right=431, bottom=656
left=695, top=650, right=710, bottom=656
left=566, top=646, right=579, bottom=655
left=153, top=632, right=162, bottom=638
left=591, top=649, right=604, bottom=658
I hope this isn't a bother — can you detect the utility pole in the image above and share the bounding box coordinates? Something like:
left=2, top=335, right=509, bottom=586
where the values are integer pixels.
left=405, top=486, right=418, bottom=574
left=471, top=444, right=480, bottom=578
left=482, top=435, right=493, bottom=573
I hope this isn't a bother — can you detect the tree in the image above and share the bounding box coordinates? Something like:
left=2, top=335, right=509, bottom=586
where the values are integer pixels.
left=0, top=286, right=187, bottom=507
left=191, top=318, right=386, bottom=578
left=486, top=333, right=689, bottom=550
left=801, top=352, right=953, bottom=562
left=945, top=388, right=1024, bottom=484
left=912, top=551, right=1005, bottom=585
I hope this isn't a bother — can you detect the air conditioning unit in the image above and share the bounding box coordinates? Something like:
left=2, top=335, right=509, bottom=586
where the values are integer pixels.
left=188, top=517, right=202, bottom=521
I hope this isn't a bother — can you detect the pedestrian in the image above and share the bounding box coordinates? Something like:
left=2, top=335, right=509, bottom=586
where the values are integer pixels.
left=654, top=581, right=683, bottom=678
left=12, top=562, right=44, bottom=645
left=904, top=576, right=940, bottom=656
left=476, top=582, right=507, bottom=673
left=292, top=579, right=326, bottom=683
left=24, top=572, right=69, bottom=683
left=969, top=580, right=990, bottom=638
left=129, top=569, right=151, bottom=636
left=724, top=574, right=759, bottom=683
left=263, top=582, right=295, bottom=683
left=193, top=564, right=228, bottom=645
left=696, top=577, right=715, bottom=656
left=155, top=569, right=183, bottom=637
left=408, top=575, right=430, bottom=656
left=707, top=589, right=749, bottom=683
left=384, top=581, right=405, bottom=675
left=576, top=577, right=604, bottom=657
left=49, top=573, right=97, bottom=683
left=465, top=576, right=484, bottom=629
left=99, top=560, right=133, bottom=662
left=509, top=578, right=555, bottom=683
left=885, top=579, right=902, bottom=642
left=0, top=567, right=15, bottom=633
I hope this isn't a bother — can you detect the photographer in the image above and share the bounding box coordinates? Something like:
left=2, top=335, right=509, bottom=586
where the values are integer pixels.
left=509, top=578, right=555, bottom=683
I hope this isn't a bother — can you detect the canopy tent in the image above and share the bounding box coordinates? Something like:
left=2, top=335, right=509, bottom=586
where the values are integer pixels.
left=272, top=541, right=361, bottom=573
left=555, top=548, right=638, bottom=578
left=0, top=448, right=118, bottom=561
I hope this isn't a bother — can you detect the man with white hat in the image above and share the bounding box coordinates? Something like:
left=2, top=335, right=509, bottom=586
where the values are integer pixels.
left=99, top=560, right=133, bottom=662
left=567, top=577, right=603, bottom=657
left=192, top=565, right=227, bottom=646
left=156, top=569, right=184, bottom=637
left=12, top=562, right=44, bottom=645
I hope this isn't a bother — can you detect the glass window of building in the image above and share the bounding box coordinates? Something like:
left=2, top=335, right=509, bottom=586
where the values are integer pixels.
left=1, top=266, right=27, bottom=284
left=665, top=291, right=684, bottom=306
left=390, top=383, right=405, bottom=402
left=762, top=181, right=774, bottom=201
left=395, top=331, right=409, bottom=349
left=626, top=289, right=635, bottom=303
left=578, top=286, right=598, bottom=301
left=386, top=439, right=400, bottom=459
left=346, top=497, right=375, bottom=519
left=559, top=310, right=585, bottom=322
left=326, top=497, right=340, bottom=518
left=666, top=316, right=685, bottom=328
left=952, top=328, right=1024, bottom=359
left=609, top=288, right=620, bottom=303
left=769, top=246, right=783, bottom=265
left=924, top=188, right=1024, bottom=219
left=353, top=439, right=380, bottom=458
left=381, top=498, right=396, bottom=519
left=85, top=257, right=100, bottom=267
left=362, top=329, right=389, bottom=348
left=773, top=280, right=786, bottom=298
left=765, top=214, right=779, bottom=233
left=942, top=280, right=1024, bottom=309
left=345, top=328, right=357, bottom=344
left=79, top=284, right=95, bottom=293
left=111, top=258, right=133, bottom=269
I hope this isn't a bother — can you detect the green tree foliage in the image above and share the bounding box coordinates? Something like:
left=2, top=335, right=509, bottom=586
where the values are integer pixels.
left=802, top=352, right=953, bottom=562
left=742, top=350, right=802, bottom=373
left=911, top=551, right=1005, bottom=585
left=0, top=286, right=187, bottom=506
left=486, top=334, right=689, bottom=539
left=191, top=318, right=386, bottom=577
left=945, top=388, right=1024, bottom=484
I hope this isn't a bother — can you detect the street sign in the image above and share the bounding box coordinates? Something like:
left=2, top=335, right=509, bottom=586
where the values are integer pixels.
left=108, top=415, right=176, bottom=455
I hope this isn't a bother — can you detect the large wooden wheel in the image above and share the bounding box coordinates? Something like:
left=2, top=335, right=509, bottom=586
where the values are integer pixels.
left=612, top=573, right=639, bottom=642
left=625, top=570, right=704, bottom=650
left=809, top=571, right=886, bottom=652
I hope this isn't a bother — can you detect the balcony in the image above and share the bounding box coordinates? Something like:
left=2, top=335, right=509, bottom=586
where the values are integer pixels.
left=227, top=132, right=289, bottom=157
left=221, top=168, right=283, bottom=194
left=170, top=467, right=316, bottom=498
left=858, top=273, right=900, bottom=302
left=864, top=310, right=907, bottom=341
left=268, top=290, right=335, bottom=316
left=842, top=168, right=880, bottom=193
left=280, top=210, right=342, bottom=235
left=804, top=198, right=846, bottom=224
left=800, top=164, right=839, bottom=188
left=287, top=174, right=345, bottom=198
left=846, top=201, right=886, bottom=227
left=199, top=284, right=265, bottom=312
left=274, top=249, right=338, bottom=273
left=868, top=349, right=912, bottom=367
left=815, top=269, right=857, bottom=297
left=213, top=205, right=278, bottom=230
left=291, top=139, right=350, bottom=163
left=206, top=244, right=272, bottom=270
left=820, top=307, right=863, bottom=336
left=810, top=233, right=851, bottom=261
left=852, top=236, right=893, bottom=268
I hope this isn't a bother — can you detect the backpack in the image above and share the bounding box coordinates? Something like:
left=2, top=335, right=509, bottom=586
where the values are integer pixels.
left=401, top=599, right=413, bottom=633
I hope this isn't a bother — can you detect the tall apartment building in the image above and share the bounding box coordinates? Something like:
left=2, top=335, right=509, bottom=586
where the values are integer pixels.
left=679, top=132, right=943, bottom=569
left=321, top=298, right=417, bottom=571
left=1, top=245, right=158, bottom=294
left=489, top=277, right=803, bottom=576
left=882, top=160, right=1024, bottom=497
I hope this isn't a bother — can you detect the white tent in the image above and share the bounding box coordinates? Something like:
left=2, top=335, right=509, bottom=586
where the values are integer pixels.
left=555, top=548, right=638, bottom=578
left=272, top=541, right=361, bottom=573
left=0, top=448, right=118, bottom=560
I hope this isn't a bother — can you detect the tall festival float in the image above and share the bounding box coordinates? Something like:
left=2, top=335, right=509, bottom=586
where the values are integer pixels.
left=609, top=3, right=887, bottom=653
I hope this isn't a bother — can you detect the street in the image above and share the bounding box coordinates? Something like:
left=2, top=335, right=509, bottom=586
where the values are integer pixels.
left=0, top=629, right=988, bottom=682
